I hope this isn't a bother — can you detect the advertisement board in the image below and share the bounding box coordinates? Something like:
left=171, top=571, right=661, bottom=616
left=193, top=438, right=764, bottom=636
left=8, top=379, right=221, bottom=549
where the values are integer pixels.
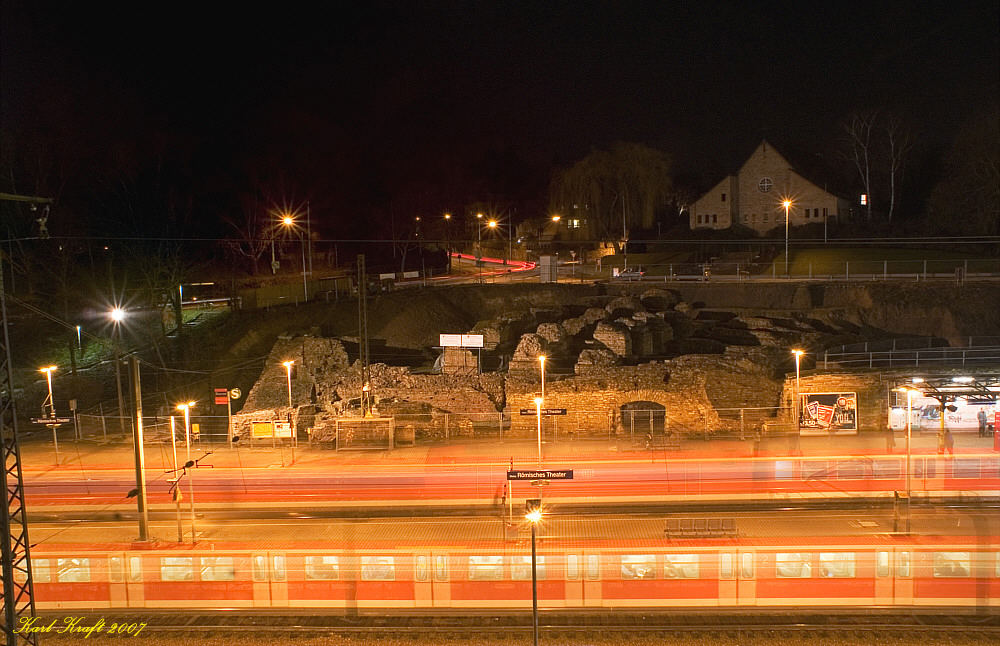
left=799, top=392, right=858, bottom=435
left=888, top=395, right=996, bottom=432
left=251, top=421, right=274, bottom=438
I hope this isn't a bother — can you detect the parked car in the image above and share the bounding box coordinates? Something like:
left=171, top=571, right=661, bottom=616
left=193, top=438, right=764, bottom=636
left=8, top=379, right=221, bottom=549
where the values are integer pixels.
left=615, top=267, right=645, bottom=280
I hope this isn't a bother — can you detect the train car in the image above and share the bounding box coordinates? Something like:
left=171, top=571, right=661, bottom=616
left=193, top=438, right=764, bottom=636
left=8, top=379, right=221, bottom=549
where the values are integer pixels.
left=29, top=535, right=1000, bottom=612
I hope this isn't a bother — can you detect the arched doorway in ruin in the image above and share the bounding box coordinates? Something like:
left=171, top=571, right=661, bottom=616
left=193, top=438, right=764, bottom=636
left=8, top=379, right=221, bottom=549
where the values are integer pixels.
left=620, top=401, right=666, bottom=440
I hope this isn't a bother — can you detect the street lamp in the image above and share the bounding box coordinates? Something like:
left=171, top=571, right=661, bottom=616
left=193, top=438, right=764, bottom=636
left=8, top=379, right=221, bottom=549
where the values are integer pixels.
left=176, top=401, right=197, bottom=543
left=282, top=214, right=309, bottom=302
left=282, top=360, right=296, bottom=448
left=525, top=499, right=543, bottom=646
left=39, top=365, right=59, bottom=462
left=782, top=199, right=793, bottom=276
left=169, top=415, right=183, bottom=542
left=109, top=307, right=127, bottom=434
left=534, top=396, right=544, bottom=467
left=476, top=212, right=484, bottom=284
left=791, top=349, right=804, bottom=429
left=444, top=213, right=452, bottom=273
left=893, top=385, right=920, bottom=533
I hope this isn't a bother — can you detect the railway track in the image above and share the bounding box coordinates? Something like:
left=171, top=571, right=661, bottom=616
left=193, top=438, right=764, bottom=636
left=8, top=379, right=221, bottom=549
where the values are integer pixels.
left=36, top=611, right=1000, bottom=638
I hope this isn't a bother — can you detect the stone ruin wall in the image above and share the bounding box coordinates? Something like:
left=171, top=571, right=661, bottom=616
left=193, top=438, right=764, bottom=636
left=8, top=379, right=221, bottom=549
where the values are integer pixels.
left=233, top=286, right=910, bottom=442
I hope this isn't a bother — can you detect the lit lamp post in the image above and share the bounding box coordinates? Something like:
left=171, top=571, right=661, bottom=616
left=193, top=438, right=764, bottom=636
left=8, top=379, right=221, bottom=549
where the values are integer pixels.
left=444, top=213, right=452, bottom=273
left=791, top=349, right=804, bottom=430
left=169, top=415, right=183, bottom=542
left=283, top=215, right=308, bottom=302
left=534, top=396, right=544, bottom=467
left=782, top=199, right=793, bottom=276
left=110, top=307, right=127, bottom=434
left=476, top=212, right=484, bottom=284
left=538, top=355, right=546, bottom=455
left=893, top=384, right=920, bottom=533
left=282, top=360, right=296, bottom=448
left=39, top=365, right=59, bottom=462
left=488, top=219, right=512, bottom=269
left=525, top=499, right=543, bottom=646
left=176, top=401, right=197, bottom=543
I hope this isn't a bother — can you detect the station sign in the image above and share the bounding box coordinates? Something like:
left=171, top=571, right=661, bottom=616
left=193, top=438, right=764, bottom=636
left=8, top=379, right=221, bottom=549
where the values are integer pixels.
left=519, top=408, right=567, bottom=416
left=439, top=334, right=485, bottom=348
left=31, top=417, right=72, bottom=425
left=214, top=388, right=229, bottom=405
left=507, top=469, right=574, bottom=480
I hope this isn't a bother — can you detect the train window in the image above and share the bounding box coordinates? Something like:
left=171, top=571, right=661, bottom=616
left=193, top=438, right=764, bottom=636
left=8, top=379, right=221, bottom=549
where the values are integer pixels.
left=951, top=459, right=980, bottom=478
left=915, top=458, right=935, bottom=478
left=774, top=460, right=796, bottom=480
left=621, top=555, right=657, bottom=580
left=108, top=556, right=124, bottom=583
left=566, top=554, right=580, bottom=580
left=468, top=556, right=503, bottom=581
left=585, top=555, right=600, bottom=580
left=414, top=556, right=429, bottom=582
left=897, top=552, right=911, bottom=578
left=32, top=559, right=51, bottom=583
left=160, top=557, right=194, bottom=581
left=252, top=555, right=267, bottom=582
left=775, top=553, right=812, bottom=578
left=512, top=556, right=545, bottom=580
left=305, top=556, right=340, bottom=580
left=996, top=553, right=1000, bottom=578
left=201, top=557, right=235, bottom=582
left=818, top=553, right=855, bottom=578
left=873, top=460, right=900, bottom=479
left=802, top=461, right=829, bottom=480
left=720, top=553, right=734, bottom=580
left=56, top=558, right=91, bottom=583
left=933, top=552, right=971, bottom=578
left=361, top=556, right=396, bottom=581
left=664, top=554, right=699, bottom=579
left=876, top=551, right=890, bottom=577
left=128, top=556, right=142, bottom=582
left=838, top=461, right=865, bottom=479
left=434, top=555, right=449, bottom=582
left=740, top=553, right=754, bottom=579
left=271, top=555, right=286, bottom=582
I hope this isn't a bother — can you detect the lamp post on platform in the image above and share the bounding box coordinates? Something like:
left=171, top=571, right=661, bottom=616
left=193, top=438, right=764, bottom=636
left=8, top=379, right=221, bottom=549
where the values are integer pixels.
left=525, top=499, right=543, bottom=646
left=176, top=401, right=197, bottom=543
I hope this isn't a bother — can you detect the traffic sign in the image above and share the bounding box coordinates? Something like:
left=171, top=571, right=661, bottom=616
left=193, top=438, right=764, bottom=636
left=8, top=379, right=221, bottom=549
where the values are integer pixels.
left=31, top=417, right=72, bottom=425
left=507, top=469, right=574, bottom=480
left=518, top=408, right=567, bottom=416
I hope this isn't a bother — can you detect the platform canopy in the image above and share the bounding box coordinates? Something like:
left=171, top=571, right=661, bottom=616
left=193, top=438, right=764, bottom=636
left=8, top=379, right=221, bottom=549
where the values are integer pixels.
left=895, top=373, right=1000, bottom=403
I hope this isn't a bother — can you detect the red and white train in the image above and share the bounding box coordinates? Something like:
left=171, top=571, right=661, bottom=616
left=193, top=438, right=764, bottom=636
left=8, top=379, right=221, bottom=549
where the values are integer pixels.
left=30, top=535, right=1000, bottom=611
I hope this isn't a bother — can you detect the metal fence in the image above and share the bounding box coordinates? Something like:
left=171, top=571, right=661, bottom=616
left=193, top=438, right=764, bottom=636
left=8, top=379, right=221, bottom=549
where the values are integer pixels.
left=55, top=405, right=794, bottom=450
left=600, top=258, right=1000, bottom=282
left=823, top=346, right=1000, bottom=369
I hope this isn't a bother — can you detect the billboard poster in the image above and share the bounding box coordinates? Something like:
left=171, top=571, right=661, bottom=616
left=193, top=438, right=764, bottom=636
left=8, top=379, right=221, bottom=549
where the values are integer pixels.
left=800, top=392, right=858, bottom=435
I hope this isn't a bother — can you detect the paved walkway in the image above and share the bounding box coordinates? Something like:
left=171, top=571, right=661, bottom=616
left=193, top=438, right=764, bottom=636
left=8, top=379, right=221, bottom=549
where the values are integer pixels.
left=16, top=427, right=999, bottom=472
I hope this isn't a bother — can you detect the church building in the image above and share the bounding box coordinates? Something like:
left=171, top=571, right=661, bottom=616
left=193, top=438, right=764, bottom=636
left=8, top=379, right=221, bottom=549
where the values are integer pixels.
left=689, top=140, right=850, bottom=234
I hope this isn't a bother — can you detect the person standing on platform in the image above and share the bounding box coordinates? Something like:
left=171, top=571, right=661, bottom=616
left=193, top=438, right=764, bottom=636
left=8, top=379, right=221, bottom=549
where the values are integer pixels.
left=978, top=408, right=988, bottom=437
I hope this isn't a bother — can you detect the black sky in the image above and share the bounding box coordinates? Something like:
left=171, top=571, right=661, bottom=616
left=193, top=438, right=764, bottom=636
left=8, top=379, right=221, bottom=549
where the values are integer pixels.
left=3, top=1, right=997, bottom=235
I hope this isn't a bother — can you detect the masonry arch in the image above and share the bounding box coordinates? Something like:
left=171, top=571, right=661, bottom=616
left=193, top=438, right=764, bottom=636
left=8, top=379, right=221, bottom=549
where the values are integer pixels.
left=620, top=400, right=666, bottom=437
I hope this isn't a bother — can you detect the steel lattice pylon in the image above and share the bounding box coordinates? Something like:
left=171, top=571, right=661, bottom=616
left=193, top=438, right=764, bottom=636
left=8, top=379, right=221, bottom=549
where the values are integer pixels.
left=0, top=263, right=37, bottom=646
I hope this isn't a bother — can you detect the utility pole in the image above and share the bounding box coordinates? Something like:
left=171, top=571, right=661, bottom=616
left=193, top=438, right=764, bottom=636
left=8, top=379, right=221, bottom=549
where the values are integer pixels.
left=0, top=192, right=52, bottom=646
left=129, top=357, right=149, bottom=541
left=357, top=255, right=372, bottom=416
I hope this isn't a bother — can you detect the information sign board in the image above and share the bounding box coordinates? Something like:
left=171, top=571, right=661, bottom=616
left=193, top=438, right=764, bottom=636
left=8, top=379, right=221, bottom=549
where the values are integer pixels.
left=440, top=334, right=485, bottom=348
left=274, top=421, right=292, bottom=438
left=31, top=417, right=72, bottom=425
left=251, top=421, right=274, bottom=438
left=507, top=469, right=573, bottom=480
left=214, top=388, right=228, bottom=405
left=519, top=408, right=567, bottom=416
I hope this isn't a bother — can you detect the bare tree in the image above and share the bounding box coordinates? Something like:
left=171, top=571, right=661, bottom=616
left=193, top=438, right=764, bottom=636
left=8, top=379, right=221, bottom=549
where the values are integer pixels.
left=884, top=114, right=915, bottom=223
left=843, top=110, right=879, bottom=221
left=223, top=194, right=274, bottom=275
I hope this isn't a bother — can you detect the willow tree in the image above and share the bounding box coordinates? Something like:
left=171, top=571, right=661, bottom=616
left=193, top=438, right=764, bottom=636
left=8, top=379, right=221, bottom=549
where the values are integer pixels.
left=549, top=142, right=673, bottom=250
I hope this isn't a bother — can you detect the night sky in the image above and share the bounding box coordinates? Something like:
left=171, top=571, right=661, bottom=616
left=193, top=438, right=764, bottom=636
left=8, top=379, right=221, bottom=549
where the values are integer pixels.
left=3, top=1, right=997, bottom=238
